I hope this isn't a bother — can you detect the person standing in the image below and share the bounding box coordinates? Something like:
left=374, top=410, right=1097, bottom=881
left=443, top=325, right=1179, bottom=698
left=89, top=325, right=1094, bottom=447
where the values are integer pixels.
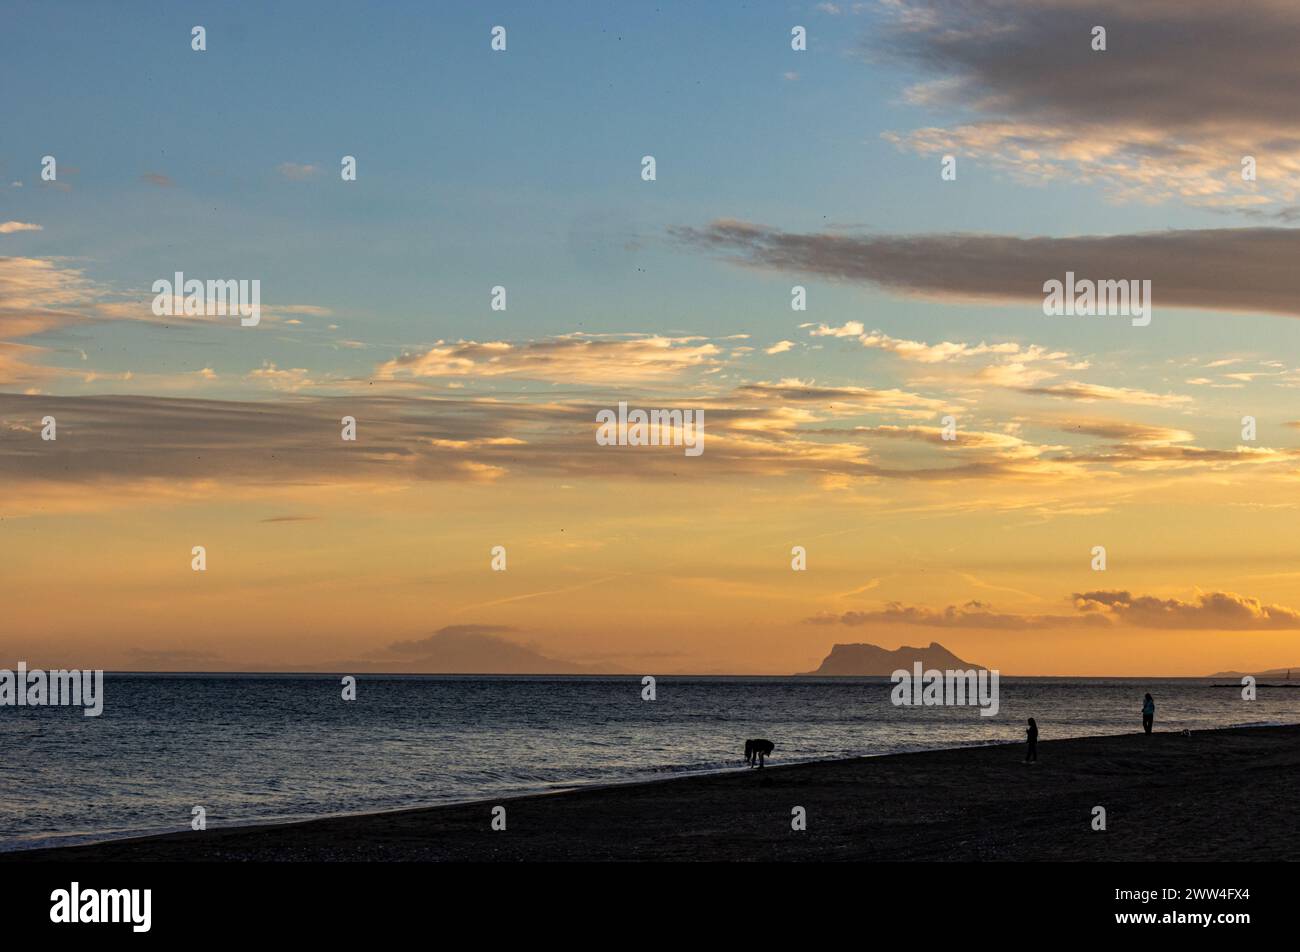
left=1025, top=717, right=1038, bottom=763
left=1142, top=693, right=1155, bottom=734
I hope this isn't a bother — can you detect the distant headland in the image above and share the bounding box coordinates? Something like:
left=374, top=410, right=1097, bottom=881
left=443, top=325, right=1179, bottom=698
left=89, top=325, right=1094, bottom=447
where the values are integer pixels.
left=800, top=641, right=980, bottom=676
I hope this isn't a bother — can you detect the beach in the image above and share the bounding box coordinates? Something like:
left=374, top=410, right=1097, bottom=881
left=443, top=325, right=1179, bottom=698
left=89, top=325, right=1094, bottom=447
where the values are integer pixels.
left=7, top=724, right=1297, bottom=862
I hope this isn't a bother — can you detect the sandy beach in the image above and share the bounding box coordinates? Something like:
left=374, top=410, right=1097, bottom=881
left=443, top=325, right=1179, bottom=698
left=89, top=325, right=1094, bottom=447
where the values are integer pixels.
left=7, top=724, right=1297, bottom=862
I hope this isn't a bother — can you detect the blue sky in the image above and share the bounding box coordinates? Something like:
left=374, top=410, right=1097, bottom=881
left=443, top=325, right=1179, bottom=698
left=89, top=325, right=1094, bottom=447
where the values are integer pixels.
left=6, top=0, right=1273, bottom=395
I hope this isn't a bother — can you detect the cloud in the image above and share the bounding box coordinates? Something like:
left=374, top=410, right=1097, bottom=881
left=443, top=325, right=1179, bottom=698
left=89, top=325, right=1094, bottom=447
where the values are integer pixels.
left=765, top=340, right=795, bottom=354
left=0, top=256, right=338, bottom=383
left=848, top=329, right=1033, bottom=363
left=1018, top=382, right=1191, bottom=408
left=1054, top=420, right=1195, bottom=443
left=245, top=361, right=315, bottom=392
left=277, top=162, right=320, bottom=180
left=1064, top=443, right=1292, bottom=470
left=807, top=589, right=1300, bottom=630
left=267, top=304, right=333, bottom=317
left=1073, top=590, right=1300, bottom=629
left=0, top=257, right=114, bottom=382
left=674, top=219, right=1300, bottom=320
left=377, top=333, right=724, bottom=384
left=0, top=221, right=42, bottom=234
left=0, top=257, right=97, bottom=319
left=0, top=391, right=870, bottom=497
left=843, top=424, right=1058, bottom=459
left=0, top=392, right=554, bottom=492
left=807, top=321, right=866, bottom=338
left=875, top=0, right=1300, bottom=207
left=733, top=378, right=947, bottom=416
left=2, top=380, right=1291, bottom=510
left=0, top=386, right=963, bottom=504
left=0, top=341, right=56, bottom=385
left=808, top=326, right=1089, bottom=391
left=806, top=600, right=1104, bottom=630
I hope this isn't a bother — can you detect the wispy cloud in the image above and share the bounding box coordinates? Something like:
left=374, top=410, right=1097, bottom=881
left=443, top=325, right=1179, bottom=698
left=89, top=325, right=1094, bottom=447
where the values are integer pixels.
left=1052, top=420, right=1195, bottom=443
left=806, top=600, right=1103, bottom=630
left=377, top=333, right=724, bottom=384
left=1018, top=382, right=1192, bottom=408
left=807, top=589, right=1300, bottom=630
left=277, top=162, right=321, bottom=180
left=675, top=219, right=1300, bottom=320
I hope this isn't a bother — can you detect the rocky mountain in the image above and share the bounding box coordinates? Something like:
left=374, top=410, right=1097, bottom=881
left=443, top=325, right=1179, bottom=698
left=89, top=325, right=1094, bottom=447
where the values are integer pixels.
left=801, top=641, right=980, bottom=676
left=1207, top=666, right=1298, bottom=679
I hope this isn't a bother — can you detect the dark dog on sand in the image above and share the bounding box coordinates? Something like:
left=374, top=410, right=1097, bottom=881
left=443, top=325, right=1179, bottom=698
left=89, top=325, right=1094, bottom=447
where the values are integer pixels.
left=744, top=738, right=775, bottom=767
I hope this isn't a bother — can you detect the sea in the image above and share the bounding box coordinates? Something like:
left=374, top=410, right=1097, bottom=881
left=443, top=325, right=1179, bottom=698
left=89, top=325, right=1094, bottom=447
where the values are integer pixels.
left=2, top=673, right=1297, bottom=852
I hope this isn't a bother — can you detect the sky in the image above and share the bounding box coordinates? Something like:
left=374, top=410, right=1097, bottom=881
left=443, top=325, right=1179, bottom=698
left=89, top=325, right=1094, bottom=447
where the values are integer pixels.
left=3, top=0, right=1300, bottom=675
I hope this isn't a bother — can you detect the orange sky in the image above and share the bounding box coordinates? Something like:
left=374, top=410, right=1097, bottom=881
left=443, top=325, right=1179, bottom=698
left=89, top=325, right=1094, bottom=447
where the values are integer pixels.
left=4, top=444, right=1300, bottom=675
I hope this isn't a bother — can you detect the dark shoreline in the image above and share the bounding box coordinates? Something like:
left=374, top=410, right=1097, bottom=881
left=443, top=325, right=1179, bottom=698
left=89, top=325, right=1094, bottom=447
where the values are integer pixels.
left=7, top=724, right=1298, bottom=862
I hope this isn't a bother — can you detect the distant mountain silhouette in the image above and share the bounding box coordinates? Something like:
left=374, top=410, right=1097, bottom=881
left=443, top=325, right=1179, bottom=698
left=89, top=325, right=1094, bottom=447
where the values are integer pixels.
left=372, top=626, right=623, bottom=674
left=1207, top=666, right=1299, bottom=679
left=801, top=641, right=980, bottom=676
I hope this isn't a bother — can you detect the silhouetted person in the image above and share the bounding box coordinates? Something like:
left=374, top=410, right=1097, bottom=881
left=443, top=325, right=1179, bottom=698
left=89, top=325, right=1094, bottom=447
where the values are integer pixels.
left=1142, top=693, right=1155, bottom=734
left=745, top=738, right=774, bottom=768
left=1025, top=718, right=1038, bottom=763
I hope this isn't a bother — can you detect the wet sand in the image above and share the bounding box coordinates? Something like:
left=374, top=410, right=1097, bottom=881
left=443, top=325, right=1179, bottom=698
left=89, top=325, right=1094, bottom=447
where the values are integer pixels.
left=7, top=725, right=1297, bottom=861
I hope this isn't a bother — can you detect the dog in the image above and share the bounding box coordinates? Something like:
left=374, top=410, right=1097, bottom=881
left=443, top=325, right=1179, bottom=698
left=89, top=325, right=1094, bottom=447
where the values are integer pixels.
left=744, top=738, right=775, bottom=768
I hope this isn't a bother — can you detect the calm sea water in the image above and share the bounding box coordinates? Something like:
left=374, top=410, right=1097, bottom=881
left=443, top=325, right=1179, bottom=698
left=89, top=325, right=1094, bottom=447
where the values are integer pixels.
left=2, top=674, right=1297, bottom=852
